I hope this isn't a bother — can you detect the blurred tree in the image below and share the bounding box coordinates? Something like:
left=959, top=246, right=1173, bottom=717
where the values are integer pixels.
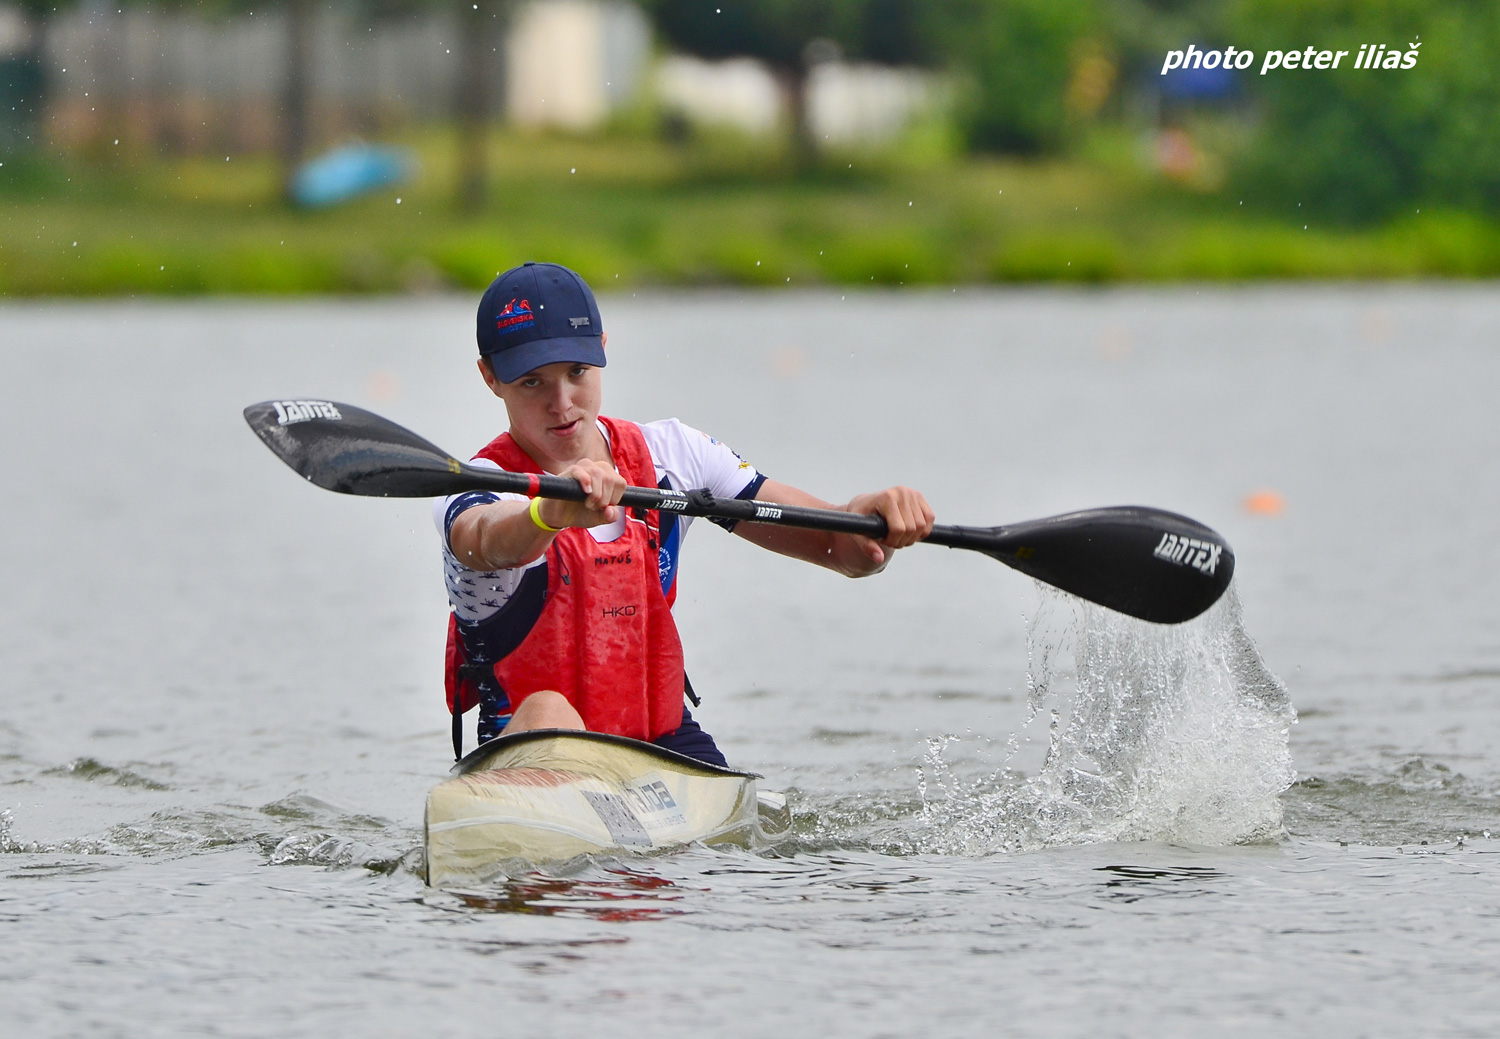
left=640, top=0, right=934, bottom=162
left=454, top=0, right=512, bottom=213
left=1229, top=0, right=1500, bottom=221
left=280, top=0, right=314, bottom=200
left=2, top=0, right=82, bottom=157
left=922, top=0, right=1097, bottom=154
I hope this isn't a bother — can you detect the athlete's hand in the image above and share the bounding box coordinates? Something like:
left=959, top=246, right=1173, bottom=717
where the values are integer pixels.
left=539, top=459, right=625, bottom=530
left=843, top=486, right=934, bottom=566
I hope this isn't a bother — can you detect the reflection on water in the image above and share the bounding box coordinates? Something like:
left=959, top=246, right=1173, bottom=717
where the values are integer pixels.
left=1095, top=863, right=1229, bottom=902
left=449, top=869, right=690, bottom=922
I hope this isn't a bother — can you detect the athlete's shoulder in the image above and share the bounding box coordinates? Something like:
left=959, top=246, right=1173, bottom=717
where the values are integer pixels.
left=636, top=417, right=720, bottom=451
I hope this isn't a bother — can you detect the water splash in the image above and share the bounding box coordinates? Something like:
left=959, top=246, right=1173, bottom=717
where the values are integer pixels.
left=267, top=831, right=418, bottom=874
left=1, top=798, right=420, bottom=874
left=916, top=583, right=1295, bottom=853
left=1, top=808, right=108, bottom=855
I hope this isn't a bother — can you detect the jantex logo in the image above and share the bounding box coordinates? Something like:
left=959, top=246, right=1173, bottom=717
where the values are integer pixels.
left=272, top=400, right=341, bottom=425
left=1152, top=532, right=1222, bottom=576
left=495, top=298, right=535, bottom=334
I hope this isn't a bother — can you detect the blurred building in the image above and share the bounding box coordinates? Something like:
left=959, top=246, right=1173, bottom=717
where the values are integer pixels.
left=805, top=62, right=935, bottom=146
left=656, top=54, right=936, bottom=144
left=33, top=1, right=648, bottom=153
left=507, top=1, right=649, bottom=130
left=655, top=55, right=781, bottom=135
left=26, top=0, right=932, bottom=155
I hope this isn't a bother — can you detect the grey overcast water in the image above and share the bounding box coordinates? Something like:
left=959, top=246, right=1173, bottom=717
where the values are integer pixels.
left=2, top=287, right=1498, bottom=1037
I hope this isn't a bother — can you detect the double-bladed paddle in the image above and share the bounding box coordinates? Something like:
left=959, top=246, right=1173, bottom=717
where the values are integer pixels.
left=244, top=399, right=1234, bottom=624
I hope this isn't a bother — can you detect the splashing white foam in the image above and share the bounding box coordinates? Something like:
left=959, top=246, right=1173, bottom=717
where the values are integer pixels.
left=917, top=583, right=1295, bottom=853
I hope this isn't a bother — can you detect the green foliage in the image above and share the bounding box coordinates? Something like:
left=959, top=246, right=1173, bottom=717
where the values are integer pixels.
left=1229, top=0, right=1500, bottom=222
left=924, top=0, right=1096, bottom=154
left=991, top=231, right=1125, bottom=281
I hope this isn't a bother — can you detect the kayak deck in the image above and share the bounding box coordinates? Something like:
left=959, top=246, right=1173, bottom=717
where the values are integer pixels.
left=425, top=729, right=789, bottom=887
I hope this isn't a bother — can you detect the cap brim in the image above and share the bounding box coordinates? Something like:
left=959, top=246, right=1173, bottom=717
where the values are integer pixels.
left=486, top=335, right=606, bottom=383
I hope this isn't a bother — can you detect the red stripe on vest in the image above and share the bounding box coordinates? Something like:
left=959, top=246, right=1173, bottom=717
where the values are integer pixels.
left=447, top=418, right=685, bottom=742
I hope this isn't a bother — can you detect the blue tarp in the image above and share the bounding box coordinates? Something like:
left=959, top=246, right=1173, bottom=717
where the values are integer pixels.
left=290, top=144, right=415, bottom=208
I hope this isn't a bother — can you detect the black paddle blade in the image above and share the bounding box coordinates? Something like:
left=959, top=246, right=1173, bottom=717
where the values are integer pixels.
left=949, top=507, right=1234, bottom=624
left=243, top=399, right=471, bottom=497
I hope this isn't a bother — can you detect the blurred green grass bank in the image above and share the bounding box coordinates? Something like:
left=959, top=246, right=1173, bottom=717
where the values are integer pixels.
left=5, top=131, right=1498, bottom=295
left=3, top=0, right=1498, bottom=295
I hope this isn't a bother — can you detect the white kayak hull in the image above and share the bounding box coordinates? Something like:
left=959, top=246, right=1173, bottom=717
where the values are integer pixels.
left=424, top=729, right=787, bottom=887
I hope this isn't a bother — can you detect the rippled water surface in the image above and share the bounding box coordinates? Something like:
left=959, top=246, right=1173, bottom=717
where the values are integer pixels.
left=3, top=287, right=1499, bottom=1036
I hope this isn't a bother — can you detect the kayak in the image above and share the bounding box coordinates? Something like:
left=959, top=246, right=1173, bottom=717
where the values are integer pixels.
left=424, top=728, right=791, bottom=887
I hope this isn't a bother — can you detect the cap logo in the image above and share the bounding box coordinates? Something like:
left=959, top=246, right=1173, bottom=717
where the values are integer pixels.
left=495, top=298, right=535, bottom=335
left=569, top=316, right=591, bottom=329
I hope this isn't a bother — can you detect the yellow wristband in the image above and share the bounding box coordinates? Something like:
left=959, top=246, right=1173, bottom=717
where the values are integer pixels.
left=528, top=496, right=563, bottom=533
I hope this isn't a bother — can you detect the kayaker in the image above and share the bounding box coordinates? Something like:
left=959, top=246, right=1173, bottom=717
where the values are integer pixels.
left=436, top=262, right=933, bottom=766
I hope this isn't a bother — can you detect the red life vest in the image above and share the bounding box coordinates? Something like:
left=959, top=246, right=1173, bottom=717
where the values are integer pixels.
left=443, top=417, right=686, bottom=743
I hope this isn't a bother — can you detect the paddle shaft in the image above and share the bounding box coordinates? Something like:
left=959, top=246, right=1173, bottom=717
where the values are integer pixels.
left=456, top=464, right=989, bottom=550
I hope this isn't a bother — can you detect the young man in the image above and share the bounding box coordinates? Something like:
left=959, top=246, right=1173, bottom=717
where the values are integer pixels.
left=437, top=262, right=933, bottom=766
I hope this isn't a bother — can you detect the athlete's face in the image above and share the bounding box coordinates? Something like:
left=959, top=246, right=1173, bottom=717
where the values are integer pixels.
left=479, top=335, right=607, bottom=466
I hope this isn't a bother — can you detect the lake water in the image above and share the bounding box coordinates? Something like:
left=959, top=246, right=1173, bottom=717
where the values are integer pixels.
left=2, top=287, right=1498, bottom=1037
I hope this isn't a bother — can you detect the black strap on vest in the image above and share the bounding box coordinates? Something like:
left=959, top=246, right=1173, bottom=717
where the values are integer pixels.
left=453, top=661, right=493, bottom=760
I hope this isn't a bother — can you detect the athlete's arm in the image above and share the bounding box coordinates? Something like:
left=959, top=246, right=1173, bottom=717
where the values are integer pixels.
left=733, top=478, right=933, bottom=577
left=448, top=458, right=626, bottom=571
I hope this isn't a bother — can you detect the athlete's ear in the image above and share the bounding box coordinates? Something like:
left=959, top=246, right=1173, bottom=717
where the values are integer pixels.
left=477, top=356, right=504, bottom=397
left=600, top=331, right=608, bottom=350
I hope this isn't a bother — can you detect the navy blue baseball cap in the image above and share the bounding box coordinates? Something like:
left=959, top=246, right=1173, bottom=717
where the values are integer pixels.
left=476, top=261, right=605, bottom=382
